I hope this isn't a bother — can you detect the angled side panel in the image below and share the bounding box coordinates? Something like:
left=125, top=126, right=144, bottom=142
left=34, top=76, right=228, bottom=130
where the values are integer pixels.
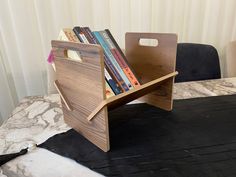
left=125, top=33, right=177, bottom=110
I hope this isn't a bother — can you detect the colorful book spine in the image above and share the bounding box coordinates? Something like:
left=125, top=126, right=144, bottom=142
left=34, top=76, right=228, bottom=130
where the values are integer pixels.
left=83, top=27, right=98, bottom=44
left=105, top=82, right=115, bottom=98
left=104, top=29, right=141, bottom=87
left=80, top=27, right=129, bottom=92
left=101, top=30, right=141, bottom=87
left=73, top=27, right=122, bottom=95
left=80, top=27, right=94, bottom=44
left=104, top=57, right=129, bottom=92
left=104, top=68, right=122, bottom=95
left=93, top=31, right=133, bottom=90
left=73, top=27, right=89, bottom=43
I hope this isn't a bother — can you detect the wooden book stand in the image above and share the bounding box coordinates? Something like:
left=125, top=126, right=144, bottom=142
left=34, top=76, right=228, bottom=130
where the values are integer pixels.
left=52, top=33, right=178, bottom=152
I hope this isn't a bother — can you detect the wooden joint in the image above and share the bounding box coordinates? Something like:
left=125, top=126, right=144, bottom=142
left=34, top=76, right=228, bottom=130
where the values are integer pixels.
left=87, top=100, right=107, bottom=121
left=54, top=80, right=73, bottom=111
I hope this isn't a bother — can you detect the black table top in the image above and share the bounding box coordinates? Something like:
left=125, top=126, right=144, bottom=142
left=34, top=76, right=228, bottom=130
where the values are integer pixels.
left=40, top=94, right=236, bottom=177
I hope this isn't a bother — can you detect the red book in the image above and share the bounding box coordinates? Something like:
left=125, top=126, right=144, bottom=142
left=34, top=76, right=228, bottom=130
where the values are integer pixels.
left=102, top=30, right=141, bottom=87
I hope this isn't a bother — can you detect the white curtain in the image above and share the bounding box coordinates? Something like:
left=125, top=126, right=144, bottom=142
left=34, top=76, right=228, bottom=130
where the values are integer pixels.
left=1, top=0, right=236, bottom=123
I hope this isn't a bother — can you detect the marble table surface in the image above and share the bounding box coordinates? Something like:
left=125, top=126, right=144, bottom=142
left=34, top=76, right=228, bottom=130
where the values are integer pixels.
left=1, top=77, right=236, bottom=177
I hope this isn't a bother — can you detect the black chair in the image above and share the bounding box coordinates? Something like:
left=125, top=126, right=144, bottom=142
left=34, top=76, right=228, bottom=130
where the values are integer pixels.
left=175, top=43, right=221, bottom=83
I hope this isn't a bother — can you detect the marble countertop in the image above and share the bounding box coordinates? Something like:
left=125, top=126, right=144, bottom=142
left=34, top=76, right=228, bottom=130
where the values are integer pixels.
left=1, top=77, right=236, bottom=177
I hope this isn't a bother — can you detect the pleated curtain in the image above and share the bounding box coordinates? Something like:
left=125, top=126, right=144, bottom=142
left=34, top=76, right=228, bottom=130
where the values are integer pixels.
left=1, top=0, right=236, bottom=123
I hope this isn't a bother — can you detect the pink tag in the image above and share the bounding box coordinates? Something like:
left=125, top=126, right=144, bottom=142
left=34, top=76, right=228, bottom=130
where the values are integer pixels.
left=47, top=50, right=54, bottom=63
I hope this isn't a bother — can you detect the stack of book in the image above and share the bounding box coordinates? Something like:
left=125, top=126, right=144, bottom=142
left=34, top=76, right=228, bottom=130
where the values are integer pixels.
left=49, top=27, right=141, bottom=98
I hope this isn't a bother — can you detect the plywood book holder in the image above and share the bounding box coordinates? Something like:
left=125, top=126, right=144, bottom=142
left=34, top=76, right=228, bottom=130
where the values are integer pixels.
left=52, top=33, right=178, bottom=152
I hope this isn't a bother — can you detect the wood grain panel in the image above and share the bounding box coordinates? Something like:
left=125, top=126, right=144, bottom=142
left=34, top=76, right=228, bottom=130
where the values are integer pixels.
left=52, top=40, right=110, bottom=151
left=125, top=33, right=177, bottom=110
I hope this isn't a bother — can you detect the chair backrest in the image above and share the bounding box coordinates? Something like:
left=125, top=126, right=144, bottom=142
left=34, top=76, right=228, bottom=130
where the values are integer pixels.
left=175, top=43, right=221, bottom=83
left=226, top=41, right=236, bottom=77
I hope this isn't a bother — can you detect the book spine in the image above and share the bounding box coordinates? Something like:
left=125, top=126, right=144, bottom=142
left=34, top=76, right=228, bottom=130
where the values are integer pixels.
left=104, top=68, right=122, bottom=95
left=73, top=27, right=90, bottom=43
left=104, top=56, right=128, bottom=92
left=74, top=27, right=122, bottom=95
left=72, top=27, right=83, bottom=42
left=105, top=81, right=115, bottom=98
left=104, top=29, right=141, bottom=87
left=83, top=27, right=129, bottom=92
left=93, top=31, right=133, bottom=89
left=80, top=27, right=94, bottom=44
left=84, top=27, right=99, bottom=44
left=63, top=28, right=80, bottom=42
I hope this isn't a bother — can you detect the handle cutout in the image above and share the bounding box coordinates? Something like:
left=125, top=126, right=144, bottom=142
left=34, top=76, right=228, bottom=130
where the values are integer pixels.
left=139, top=38, right=158, bottom=47
left=64, top=49, right=82, bottom=62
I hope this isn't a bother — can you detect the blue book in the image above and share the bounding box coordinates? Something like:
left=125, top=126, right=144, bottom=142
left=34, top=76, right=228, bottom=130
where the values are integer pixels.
left=104, top=68, right=122, bottom=95
left=84, top=28, right=129, bottom=91
left=93, top=31, right=133, bottom=89
left=74, top=27, right=123, bottom=94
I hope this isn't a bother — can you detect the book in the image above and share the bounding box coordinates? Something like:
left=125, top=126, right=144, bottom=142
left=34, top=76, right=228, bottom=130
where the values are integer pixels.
left=82, top=27, right=129, bottom=92
left=80, top=27, right=94, bottom=44
left=73, top=27, right=89, bottom=43
left=104, top=68, right=122, bottom=95
left=93, top=31, right=133, bottom=90
left=105, top=82, right=115, bottom=98
left=83, top=27, right=98, bottom=44
left=60, top=28, right=80, bottom=42
left=73, top=27, right=122, bottom=95
left=104, top=60, right=128, bottom=92
left=102, top=30, right=141, bottom=87
left=58, top=28, right=81, bottom=61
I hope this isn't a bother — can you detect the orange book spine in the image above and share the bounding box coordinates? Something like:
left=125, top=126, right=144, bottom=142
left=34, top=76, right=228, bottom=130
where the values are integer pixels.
left=101, top=30, right=141, bottom=87
left=110, top=49, right=140, bottom=87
